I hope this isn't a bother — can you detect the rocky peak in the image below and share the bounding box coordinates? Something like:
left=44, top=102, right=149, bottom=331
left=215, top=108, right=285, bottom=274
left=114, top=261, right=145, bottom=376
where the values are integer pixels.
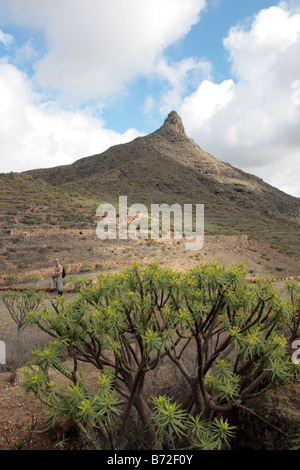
left=161, top=111, right=186, bottom=136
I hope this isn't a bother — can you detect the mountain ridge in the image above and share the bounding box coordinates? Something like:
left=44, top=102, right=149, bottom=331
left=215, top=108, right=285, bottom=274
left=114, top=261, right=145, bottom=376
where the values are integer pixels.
left=0, top=111, right=299, bottom=279
left=25, top=111, right=300, bottom=220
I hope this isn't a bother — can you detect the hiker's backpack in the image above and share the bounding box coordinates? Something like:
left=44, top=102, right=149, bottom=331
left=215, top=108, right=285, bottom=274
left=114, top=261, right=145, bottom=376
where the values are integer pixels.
left=62, top=267, right=66, bottom=279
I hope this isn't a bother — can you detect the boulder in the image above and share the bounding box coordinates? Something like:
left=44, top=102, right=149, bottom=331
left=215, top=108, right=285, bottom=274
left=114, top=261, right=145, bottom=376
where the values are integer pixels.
left=237, top=383, right=300, bottom=450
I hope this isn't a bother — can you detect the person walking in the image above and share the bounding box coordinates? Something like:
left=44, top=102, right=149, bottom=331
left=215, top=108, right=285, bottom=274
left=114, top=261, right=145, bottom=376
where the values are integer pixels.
left=52, top=258, right=63, bottom=296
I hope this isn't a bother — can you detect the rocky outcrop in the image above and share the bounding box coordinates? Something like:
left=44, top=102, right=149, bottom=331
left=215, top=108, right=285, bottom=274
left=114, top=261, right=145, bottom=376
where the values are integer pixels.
left=237, top=383, right=300, bottom=450
left=160, top=110, right=186, bottom=136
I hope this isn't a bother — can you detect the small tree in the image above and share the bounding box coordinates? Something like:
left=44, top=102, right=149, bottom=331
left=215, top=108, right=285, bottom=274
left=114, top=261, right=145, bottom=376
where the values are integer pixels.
left=1, top=289, right=43, bottom=335
left=22, top=263, right=299, bottom=450
left=160, top=263, right=300, bottom=421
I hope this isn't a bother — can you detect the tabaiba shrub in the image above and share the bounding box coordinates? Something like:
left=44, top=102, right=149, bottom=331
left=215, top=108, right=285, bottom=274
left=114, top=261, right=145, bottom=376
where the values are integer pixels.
left=22, top=262, right=300, bottom=450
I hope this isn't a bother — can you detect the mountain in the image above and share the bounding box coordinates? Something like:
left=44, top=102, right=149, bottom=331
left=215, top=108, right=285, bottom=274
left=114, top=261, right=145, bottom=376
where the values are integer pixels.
left=25, top=111, right=300, bottom=241
left=0, top=111, right=299, bottom=278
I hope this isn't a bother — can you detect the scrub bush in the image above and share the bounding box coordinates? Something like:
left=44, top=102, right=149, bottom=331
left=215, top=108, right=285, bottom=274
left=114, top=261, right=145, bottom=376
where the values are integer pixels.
left=22, top=262, right=299, bottom=449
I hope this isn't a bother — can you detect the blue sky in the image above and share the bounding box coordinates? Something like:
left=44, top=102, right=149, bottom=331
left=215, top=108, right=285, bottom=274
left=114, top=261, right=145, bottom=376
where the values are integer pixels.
left=104, top=0, right=281, bottom=133
left=0, top=0, right=300, bottom=197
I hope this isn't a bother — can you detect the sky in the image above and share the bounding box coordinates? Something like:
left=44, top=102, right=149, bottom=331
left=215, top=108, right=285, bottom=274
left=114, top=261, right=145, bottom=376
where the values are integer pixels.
left=0, top=0, right=300, bottom=197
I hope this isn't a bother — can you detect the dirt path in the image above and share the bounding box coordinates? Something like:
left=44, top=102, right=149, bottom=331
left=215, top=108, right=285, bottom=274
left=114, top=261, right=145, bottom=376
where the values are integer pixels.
left=0, top=370, right=57, bottom=450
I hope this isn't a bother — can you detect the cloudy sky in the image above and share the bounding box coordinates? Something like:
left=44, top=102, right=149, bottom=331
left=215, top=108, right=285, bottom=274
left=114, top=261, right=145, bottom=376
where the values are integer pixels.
left=0, top=0, right=299, bottom=197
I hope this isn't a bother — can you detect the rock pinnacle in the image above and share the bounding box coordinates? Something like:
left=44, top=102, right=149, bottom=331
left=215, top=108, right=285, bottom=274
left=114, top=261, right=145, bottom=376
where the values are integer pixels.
left=162, top=111, right=186, bottom=136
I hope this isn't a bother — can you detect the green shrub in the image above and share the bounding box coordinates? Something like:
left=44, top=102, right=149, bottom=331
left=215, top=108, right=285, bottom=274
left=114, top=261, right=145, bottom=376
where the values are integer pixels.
left=80, top=264, right=93, bottom=272
left=1, top=289, right=43, bottom=335
left=22, top=262, right=300, bottom=450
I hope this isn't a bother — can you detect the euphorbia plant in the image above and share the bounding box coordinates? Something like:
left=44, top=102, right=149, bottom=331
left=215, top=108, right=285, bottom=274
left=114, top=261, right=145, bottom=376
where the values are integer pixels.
left=22, top=262, right=299, bottom=450
left=162, top=263, right=299, bottom=421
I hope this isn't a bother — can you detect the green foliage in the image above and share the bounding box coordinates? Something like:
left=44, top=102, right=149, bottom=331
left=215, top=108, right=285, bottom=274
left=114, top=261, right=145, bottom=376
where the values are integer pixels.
left=1, top=288, right=43, bottom=335
left=80, top=264, right=93, bottom=272
left=150, top=396, right=189, bottom=447
left=22, top=262, right=299, bottom=450
left=190, top=414, right=236, bottom=450
left=285, top=280, right=300, bottom=340
left=150, top=396, right=236, bottom=450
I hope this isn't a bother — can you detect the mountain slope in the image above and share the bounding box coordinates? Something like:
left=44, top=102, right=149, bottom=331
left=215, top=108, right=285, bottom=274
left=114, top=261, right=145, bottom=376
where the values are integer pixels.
left=0, top=111, right=299, bottom=279
left=25, top=111, right=300, bottom=250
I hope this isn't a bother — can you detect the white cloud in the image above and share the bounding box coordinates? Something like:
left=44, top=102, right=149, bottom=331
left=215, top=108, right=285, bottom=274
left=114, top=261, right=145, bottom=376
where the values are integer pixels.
left=0, top=0, right=206, bottom=102
left=0, top=0, right=299, bottom=199
left=179, top=3, right=300, bottom=197
left=155, top=57, right=212, bottom=116
left=0, top=62, right=142, bottom=173
left=13, top=40, right=38, bottom=66
left=0, top=0, right=208, bottom=173
left=180, top=79, right=234, bottom=132
left=0, top=28, right=13, bottom=46
left=142, top=56, right=212, bottom=119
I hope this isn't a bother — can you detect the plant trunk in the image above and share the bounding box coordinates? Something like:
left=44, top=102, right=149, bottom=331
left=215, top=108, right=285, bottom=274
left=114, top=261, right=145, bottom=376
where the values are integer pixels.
left=134, top=394, right=162, bottom=450
left=117, top=367, right=145, bottom=449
